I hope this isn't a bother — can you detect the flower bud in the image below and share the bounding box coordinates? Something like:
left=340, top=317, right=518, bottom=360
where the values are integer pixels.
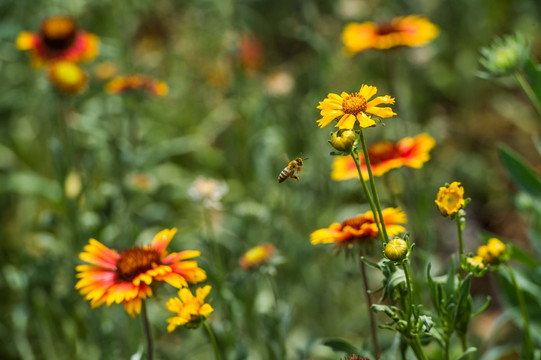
left=479, top=33, right=530, bottom=77
left=330, top=130, right=356, bottom=152
left=384, top=238, right=408, bottom=261
left=435, top=181, right=465, bottom=217
left=465, top=255, right=485, bottom=274
left=477, top=238, right=507, bottom=265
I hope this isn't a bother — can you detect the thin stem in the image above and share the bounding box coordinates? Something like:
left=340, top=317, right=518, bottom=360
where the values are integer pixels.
left=359, top=254, right=381, bottom=359
left=203, top=321, right=221, bottom=360
left=515, top=71, right=541, bottom=119
left=409, top=336, right=429, bottom=360
left=506, top=265, right=534, bottom=359
left=350, top=150, right=384, bottom=244
left=402, top=261, right=414, bottom=331
left=456, top=216, right=464, bottom=264
left=141, top=300, right=153, bottom=360
left=202, top=208, right=224, bottom=280
left=359, top=129, right=389, bottom=243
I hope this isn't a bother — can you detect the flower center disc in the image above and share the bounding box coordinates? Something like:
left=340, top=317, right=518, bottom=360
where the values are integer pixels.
left=40, top=16, right=77, bottom=51
left=342, top=216, right=368, bottom=230
left=342, top=93, right=367, bottom=116
left=116, top=248, right=160, bottom=282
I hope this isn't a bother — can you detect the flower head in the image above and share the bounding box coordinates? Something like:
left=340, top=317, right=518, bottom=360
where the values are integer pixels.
left=332, top=133, right=435, bottom=181
left=310, top=207, right=406, bottom=249
left=465, top=255, right=486, bottom=276
left=239, top=243, right=276, bottom=269
left=479, top=33, right=530, bottom=77
left=166, top=285, right=214, bottom=332
left=384, top=238, right=409, bottom=261
left=435, top=182, right=465, bottom=217
left=106, top=75, right=168, bottom=97
left=47, top=61, right=88, bottom=95
left=477, top=238, right=507, bottom=265
left=330, top=130, right=356, bottom=152
left=317, top=85, right=396, bottom=129
left=75, top=228, right=206, bottom=317
left=16, top=16, right=99, bottom=67
left=342, top=15, right=439, bottom=55
left=188, top=177, right=229, bottom=210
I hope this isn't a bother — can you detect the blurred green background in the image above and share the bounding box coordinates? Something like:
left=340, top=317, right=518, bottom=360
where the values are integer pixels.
left=1, top=0, right=540, bottom=359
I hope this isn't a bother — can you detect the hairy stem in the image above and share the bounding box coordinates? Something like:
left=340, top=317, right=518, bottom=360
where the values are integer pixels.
left=360, top=254, right=381, bottom=359
left=141, top=300, right=153, bottom=360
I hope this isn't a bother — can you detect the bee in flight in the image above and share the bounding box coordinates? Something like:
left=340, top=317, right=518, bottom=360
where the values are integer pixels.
left=278, top=157, right=305, bottom=183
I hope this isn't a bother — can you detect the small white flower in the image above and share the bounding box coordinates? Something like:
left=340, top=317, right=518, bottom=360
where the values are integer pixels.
left=188, top=177, right=228, bottom=210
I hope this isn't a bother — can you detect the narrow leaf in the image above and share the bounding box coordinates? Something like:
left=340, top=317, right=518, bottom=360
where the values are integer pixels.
left=498, top=144, right=541, bottom=198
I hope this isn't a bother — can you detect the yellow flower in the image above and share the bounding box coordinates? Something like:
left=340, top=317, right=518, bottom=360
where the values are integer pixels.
left=330, top=130, right=356, bottom=152
left=342, top=15, right=439, bottom=55
left=435, top=182, right=465, bottom=216
left=106, top=75, right=168, bottom=97
left=239, top=243, right=276, bottom=269
left=332, top=133, right=435, bottom=181
left=384, top=238, right=408, bottom=261
left=317, top=85, right=396, bottom=129
left=466, top=255, right=485, bottom=271
left=310, top=207, right=407, bottom=248
left=477, top=238, right=507, bottom=265
left=47, top=61, right=88, bottom=95
left=166, top=285, right=214, bottom=332
left=75, top=228, right=206, bottom=318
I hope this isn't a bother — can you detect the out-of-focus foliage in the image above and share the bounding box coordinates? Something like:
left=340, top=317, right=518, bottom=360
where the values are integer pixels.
left=1, top=0, right=541, bottom=359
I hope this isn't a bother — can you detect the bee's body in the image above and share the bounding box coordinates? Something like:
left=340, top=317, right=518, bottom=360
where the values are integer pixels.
left=278, top=157, right=304, bottom=183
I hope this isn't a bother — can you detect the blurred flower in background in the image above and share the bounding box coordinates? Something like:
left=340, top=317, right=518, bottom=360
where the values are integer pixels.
left=105, top=74, right=168, bottom=97
left=47, top=61, right=88, bottom=95
left=342, top=15, right=439, bottom=55
left=166, top=285, right=214, bottom=331
left=264, top=71, right=295, bottom=97
left=16, top=15, right=99, bottom=67
left=239, top=243, right=276, bottom=270
left=317, top=85, right=396, bottom=129
left=92, top=61, right=119, bottom=81
left=238, top=34, right=265, bottom=73
left=310, top=208, right=406, bottom=249
left=188, top=177, right=229, bottom=210
left=75, top=228, right=206, bottom=317
left=332, top=133, right=435, bottom=181
left=479, top=33, right=530, bottom=78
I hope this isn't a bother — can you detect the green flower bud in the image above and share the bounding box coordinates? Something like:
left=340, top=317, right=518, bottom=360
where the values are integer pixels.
left=384, top=238, right=408, bottom=261
left=330, top=130, right=356, bottom=152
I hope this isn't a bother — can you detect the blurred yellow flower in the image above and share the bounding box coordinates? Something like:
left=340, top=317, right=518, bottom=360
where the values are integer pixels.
left=435, top=182, right=465, bottom=216
left=343, top=15, right=439, bottom=55
left=166, top=285, right=214, bottom=332
left=311, top=207, right=406, bottom=248
left=16, top=16, right=99, bottom=68
left=477, top=238, right=507, bottom=264
left=47, top=61, right=88, bottom=95
left=317, top=85, right=396, bottom=129
left=332, top=133, right=435, bottom=181
left=75, top=228, right=206, bottom=317
left=239, top=243, right=276, bottom=269
left=466, top=255, right=485, bottom=271
left=106, top=75, right=168, bottom=97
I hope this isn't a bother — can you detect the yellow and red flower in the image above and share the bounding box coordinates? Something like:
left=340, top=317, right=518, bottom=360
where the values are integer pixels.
left=435, top=182, right=465, bottom=217
left=317, top=85, right=396, bottom=129
left=47, top=61, right=88, bottom=95
left=16, top=16, right=99, bottom=67
left=342, top=15, right=439, bottom=55
left=239, top=243, right=276, bottom=269
left=310, top=207, right=407, bottom=248
left=166, top=285, right=214, bottom=332
left=106, top=74, right=168, bottom=97
left=332, top=133, right=435, bottom=181
left=75, top=228, right=206, bottom=317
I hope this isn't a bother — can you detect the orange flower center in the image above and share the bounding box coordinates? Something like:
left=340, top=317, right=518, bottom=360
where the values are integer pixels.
left=342, top=215, right=371, bottom=230
left=375, top=23, right=398, bottom=36
left=116, top=248, right=160, bottom=282
left=40, top=16, right=77, bottom=51
left=342, top=93, right=367, bottom=116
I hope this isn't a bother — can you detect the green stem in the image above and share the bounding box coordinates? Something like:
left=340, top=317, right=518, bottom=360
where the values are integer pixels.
left=203, top=321, right=221, bottom=360
left=402, top=261, right=415, bottom=331
left=359, top=253, right=381, bottom=359
left=409, top=336, right=429, bottom=360
left=359, top=129, right=389, bottom=243
left=456, top=215, right=464, bottom=266
left=350, top=150, right=384, bottom=244
left=443, top=335, right=451, bottom=360
left=506, top=265, right=534, bottom=359
left=141, top=300, right=153, bottom=360
left=203, top=208, right=224, bottom=281
left=515, top=71, right=541, bottom=119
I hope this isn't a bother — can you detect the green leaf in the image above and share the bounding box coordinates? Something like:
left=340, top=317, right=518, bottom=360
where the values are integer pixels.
left=457, top=347, right=477, bottom=360
left=498, top=145, right=541, bottom=198
left=509, top=243, right=539, bottom=268
left=472, top=296, right=492, bottom=317
left=321, top=338, right=359, bottom=354
left=524, top=58, right=541, bottom=104
left=371, top=304, right=400, bottom=321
